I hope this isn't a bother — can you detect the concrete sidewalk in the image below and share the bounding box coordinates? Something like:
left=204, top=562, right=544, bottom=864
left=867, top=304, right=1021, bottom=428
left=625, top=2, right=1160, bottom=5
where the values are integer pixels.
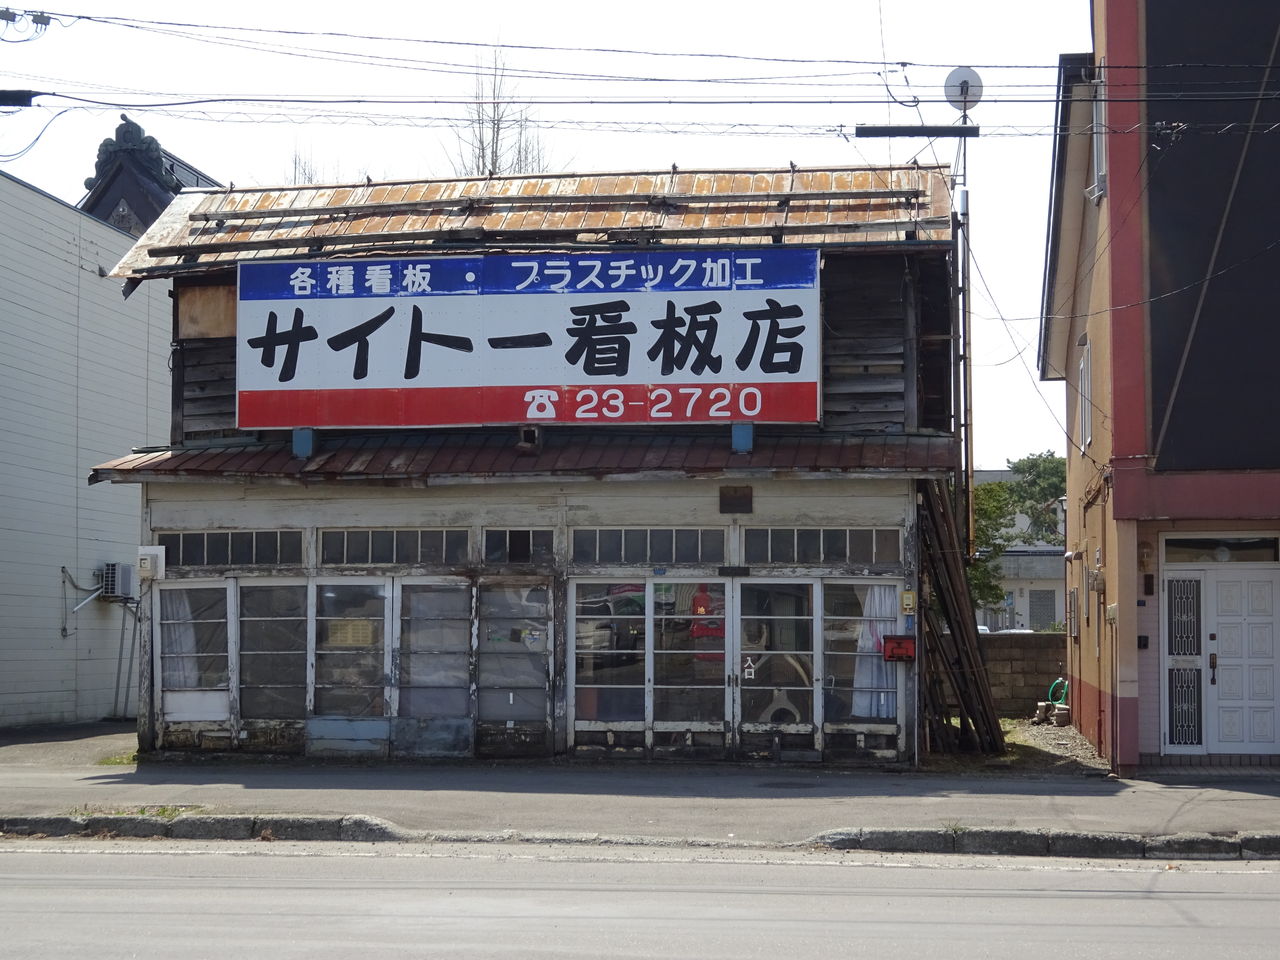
left=3, top=722, right=1280, bottom=858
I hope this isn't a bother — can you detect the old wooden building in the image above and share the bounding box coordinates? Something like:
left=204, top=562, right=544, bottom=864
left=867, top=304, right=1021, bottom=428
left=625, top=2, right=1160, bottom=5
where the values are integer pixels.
left=92, top=165, right=966, bottom=762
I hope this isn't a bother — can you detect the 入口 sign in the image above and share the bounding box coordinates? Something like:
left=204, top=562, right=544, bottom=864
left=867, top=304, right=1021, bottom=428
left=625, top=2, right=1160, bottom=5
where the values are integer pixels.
left=236, top=249, right=820, bottom=428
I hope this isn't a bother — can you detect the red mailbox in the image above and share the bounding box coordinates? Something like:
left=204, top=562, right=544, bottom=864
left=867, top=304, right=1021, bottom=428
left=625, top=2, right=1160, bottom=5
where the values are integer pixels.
left=882, top=634, right=916, bottom=661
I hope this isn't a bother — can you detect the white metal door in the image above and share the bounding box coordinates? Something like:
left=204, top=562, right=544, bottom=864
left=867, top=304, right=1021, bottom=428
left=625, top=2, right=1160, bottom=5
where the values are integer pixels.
left=1205, top=569, right=1279, bottom=753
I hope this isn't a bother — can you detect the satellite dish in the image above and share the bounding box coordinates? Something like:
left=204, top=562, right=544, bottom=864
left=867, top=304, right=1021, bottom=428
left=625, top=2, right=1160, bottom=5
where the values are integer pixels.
left=944, top=66, right=983, bottom=113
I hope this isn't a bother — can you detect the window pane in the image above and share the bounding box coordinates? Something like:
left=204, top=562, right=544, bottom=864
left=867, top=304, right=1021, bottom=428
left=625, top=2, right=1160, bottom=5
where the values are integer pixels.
left=314, top=687, right=383, bottom=717
left=279, top=531, right=303, bottom=564
left=402, top=584, right=471, bottom=619
left=796, top=529, right=821, bottom=562
left=317, top=620, right=384, bottom=650
left=231, top=531, right=255, bottom=565
left=675, top=529, right=700, bottom=563
left=741, top=688, right=813, bottom=724
left=575, top=582, right=644, bottom=616
left=205, top=533, right=230, bottom=566
left=575, top=618, right=645, bottom=652
left=650, top=529, right=673, bottom=564
left=318, top=583, right=384, bottom=618
left=180, top=533, right=205, bottom=566
left=160, top=588, right=226, bottom=623
left=316, top=652, right=383, bottom=685
left=479, top=585, right=549, bottom=619
left=822, top=529, right=847, bottom=561
left=598, top=529, right=623, bottom=563
left=485, top=530, right=506, bottom=563
left=532, top=530, right=554, bottom=562
left=573, top=687, right=644, bottom=721
left=240, top=585, right=306, bottom=619
left=739, top=652, right=813, bottom=686
left=478, top=620, right=548, bottom=652
left=420, top=531, right=444, bottom=564
left=239, top=619, right=306, bottom=653
left=346, top=531, right=370, bottom=564
left=655, top=651, right=723, bottom=685
left=770, top=529, right=796, bottom=563
left=741, top=583, right=812, bottom=617
left=241, top=686, right=305, bottom=720
left=875, top=529, right=901, bottom=564
left=158, top=533, right=180, bottom=564
left=477, top=688, right=546, bottom=722
left=508, top=530, right=532, bottom=563
left=1165, top=537, right=1280, bottom=563
left=321, top=531, right=345, bottom=565
left=624, top=529, right=648, bottom=563
left=255, top=531, right=279, bottom=565
left=240, top=652, right=306, bottom=685
left=478, top=652, right=547, bottom=687
left=701, top=529, right=724, bottom=563
left=402, top=652, right=469, bottom=686
left=741, top=618, right=813, bottom=653
left=370, top=530, right=395, bottom=564
left=849, top=529, right=874, bottom=563
left=444, top=530, right=468, bottom=564
left=400, top=687, right=468, bottom=718
left=401, top=620, right=471, bottom=653
left=161, top=655, right=227, bottom=689
left=572, top=529, right=596, bottom=563
left=744, top=529, right=769, bottom=563
left=160, top=621, right=226, bottom=656
left=653, top=686, right=722, bottom=723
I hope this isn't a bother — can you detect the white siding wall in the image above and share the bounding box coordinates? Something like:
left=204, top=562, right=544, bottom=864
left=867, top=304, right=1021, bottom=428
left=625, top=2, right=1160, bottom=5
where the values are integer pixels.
left=0, top=172, right=170, bottom=726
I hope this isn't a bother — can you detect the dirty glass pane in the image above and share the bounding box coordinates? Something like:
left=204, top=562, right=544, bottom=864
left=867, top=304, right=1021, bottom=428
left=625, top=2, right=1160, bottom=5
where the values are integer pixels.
left=161, top=655, right=227, bottom=689
left=849, top=529, right=874, bottom=564
left=572, top=529, right=596, bottom=563
left=240, top=686, right=305, bottom=720
left=400, top=620, right=470, bottom=653
left=255, top=531, right=279, bottom=565
left=316, top=652, right=383, bottom=685
left=575, top=618, right=644, bottom=652
left=741, top=688, right=813, bottom=725
left=741, top=583, right=812, bottom=618
left=875, top=529, right=901, bottom=564
left=823, top=583, right=866, bottom=617
left=402, top=584, right=471, bottom=619
left=653, top=687, right=723, bottom=723
left=158, top=532, right=180, bottom=563
left=314, top=687, right=383, bottom=716
left=479, top=585, right=549, bottom=618
left=649, top=528, right=673, bottom=564
left=739, top=653, right=813, bottom=687
left=181, top=533, right=206, bottom=566
left=822, top=529, right=847, bottom=561
left=478, top=652, right=546, bottom=687
left=700, top=529, right=725, bottom=563
left=624, top=529, right=648, bottom=563
left=1165, top=537, right=1280, bottom=563
left=532, top=530, right=554, bottom=562
left=741, top=618, right=813, bottom=652
left=478, top=620, right=548, bottom=652
left=654, top=651, right=723, bottom=686
left=239, top=618, right=306, bottom=653
left=419, top=531, right=444, bottom=564
left=598, top=529, right=623, bottom=563
left=402, top=652, right=468, bottom=686
left=160, top=588, right=226, bottom=623
left=444, top=530, right=468, bottom=564
left=574, top=687, right=643, bottom=721
left=508, top=530, right=532, bottom=563
left=400, top=687, right=468, bottom=718
left=477, top=688, right=546, bottom=721
left=205, top=533, right=230, bottom=566
left=796, top=529, right=821, bottom=563
left=575, top=582, right=644, bottom=616
left=575, top=652, right=644, bottom=685
left=160, top=621, right=226, bottom=656
left=231, top=531, right=255, bottom=565
left=675, top=529, right=700, bottom=563
left=825, top=651, right=897, bottom=720
left=369, top=530, right=394, bottom=564
left=279, top=531, right=303, bottom=564
left=318, top=583, right=384, bottom=618
left=240, top=585, right=306, bottom=619
left=317, top=619, right=384, bottom=650
left=744, top=528, right=769, bottom=563
left=240, top=652, right=306, bottom=686
left=321, top=531, right=345, bottom=565
left=345, top=531, right=370, bottom=564
left=393, top=530, right=417, bottom=563
left=654, top=582, right=725, bottom=652
left=770, top=529, right=796, bottom=563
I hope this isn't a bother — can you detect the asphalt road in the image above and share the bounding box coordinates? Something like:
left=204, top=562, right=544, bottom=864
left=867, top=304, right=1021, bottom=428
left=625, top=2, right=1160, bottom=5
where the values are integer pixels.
left=3, top=841, right=1279, bottom=959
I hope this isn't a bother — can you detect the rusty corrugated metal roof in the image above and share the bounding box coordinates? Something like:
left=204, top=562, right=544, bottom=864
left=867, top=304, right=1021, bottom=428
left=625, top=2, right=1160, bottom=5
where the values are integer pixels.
left=111, top=165, right=952, bottom=280
left=90, top=433, right=958, bottom=486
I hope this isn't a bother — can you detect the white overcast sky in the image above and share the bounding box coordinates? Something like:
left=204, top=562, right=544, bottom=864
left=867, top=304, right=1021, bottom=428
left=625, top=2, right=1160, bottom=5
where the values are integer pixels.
left=0, top=1, right=1093, bottom=468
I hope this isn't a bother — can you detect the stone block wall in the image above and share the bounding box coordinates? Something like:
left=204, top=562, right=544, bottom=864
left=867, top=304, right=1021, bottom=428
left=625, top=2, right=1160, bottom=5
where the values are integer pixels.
left=981, top=633, right=1067, bottom=718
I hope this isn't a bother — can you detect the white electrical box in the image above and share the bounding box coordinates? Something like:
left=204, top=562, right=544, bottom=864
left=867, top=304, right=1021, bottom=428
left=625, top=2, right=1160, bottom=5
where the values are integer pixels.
left=138, top=545, right=166, bottom=581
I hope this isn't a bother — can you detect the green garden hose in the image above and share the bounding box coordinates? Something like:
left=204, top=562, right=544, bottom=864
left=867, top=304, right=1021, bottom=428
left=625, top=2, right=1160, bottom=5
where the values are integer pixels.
left=1048, top=677, right=1069, bottom=705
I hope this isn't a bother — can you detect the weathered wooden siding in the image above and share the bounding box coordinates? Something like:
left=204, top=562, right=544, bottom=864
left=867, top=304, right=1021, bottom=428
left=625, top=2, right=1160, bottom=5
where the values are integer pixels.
left=0, top=171, right=171, bottom=725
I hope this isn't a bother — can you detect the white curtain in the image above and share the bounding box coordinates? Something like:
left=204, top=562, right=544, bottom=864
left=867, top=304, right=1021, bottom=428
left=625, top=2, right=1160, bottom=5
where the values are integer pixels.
left=851, top=584, right=897, bottom=719
left=159, top=589, right=199, bottom=688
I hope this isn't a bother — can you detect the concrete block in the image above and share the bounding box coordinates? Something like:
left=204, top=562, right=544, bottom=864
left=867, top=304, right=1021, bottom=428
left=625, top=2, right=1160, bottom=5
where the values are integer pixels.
left=170, top=815, right=256, bottom=840
left=83, top=815, right=170, bottom=838
left=954, top=828, right=1049, bottom=857
left=859, top=828, right=956, bottom=854
left=1239, top=834, right=1280, bottom=859
left=1, top=816, right=87, bottom=837
left=1144, top=833, right=1240, bottom=860
left=252, top=815, right=343, bottom=841
left=1048, top=831, right=1146, bottom=859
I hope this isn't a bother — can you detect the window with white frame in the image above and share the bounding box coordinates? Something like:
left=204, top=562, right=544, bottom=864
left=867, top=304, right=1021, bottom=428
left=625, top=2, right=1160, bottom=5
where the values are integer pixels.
left=571, top=528, right=725, bottom=565
left=158, top=587, right=229, bottom=690
left=1078, top=342, right=1092, bottom=452
left=315, top=582, right=386, bottom=716
left=743, top=528, right=901, bottom=565
left=239, top=584, right=307, bottom=720
left=822, top=583, right=898, bottom=721
left=157, top=530, right=303, bottom=568
left=398, top=583, right=472, bottom=719
left=320, top=528, right=468, bottom=566
left=1087, top=66, right=1107, bottom=203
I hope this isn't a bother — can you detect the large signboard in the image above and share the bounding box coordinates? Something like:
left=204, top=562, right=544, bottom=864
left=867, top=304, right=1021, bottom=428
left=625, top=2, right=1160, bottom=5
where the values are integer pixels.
left=236, top=249, right=820, bottom=428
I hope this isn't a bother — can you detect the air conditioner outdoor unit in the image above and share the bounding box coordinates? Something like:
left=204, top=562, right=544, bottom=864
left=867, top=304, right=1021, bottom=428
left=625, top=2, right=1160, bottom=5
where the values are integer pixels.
left=101, top=562, right=135, bottom=600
